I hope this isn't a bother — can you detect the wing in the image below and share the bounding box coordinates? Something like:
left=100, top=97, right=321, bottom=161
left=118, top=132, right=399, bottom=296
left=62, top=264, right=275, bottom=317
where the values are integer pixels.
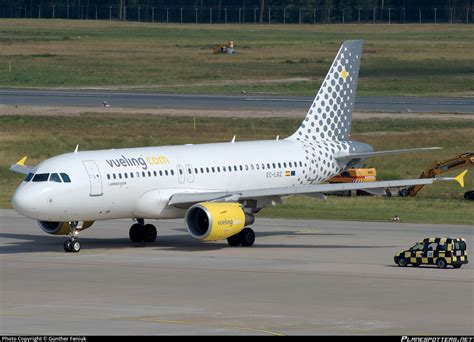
left=9, top=157, right=35, bottom=175
left=168, top=170, right=467, bottom=207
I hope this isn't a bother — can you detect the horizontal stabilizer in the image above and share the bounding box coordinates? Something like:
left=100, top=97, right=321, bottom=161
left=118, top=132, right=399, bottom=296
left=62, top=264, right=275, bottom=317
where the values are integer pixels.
left=335, top=147, right=442, bottom=162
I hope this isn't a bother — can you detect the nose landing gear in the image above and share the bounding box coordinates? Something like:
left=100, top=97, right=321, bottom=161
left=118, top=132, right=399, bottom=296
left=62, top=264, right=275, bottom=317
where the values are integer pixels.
left=63, top=221, right=83, bottom=253
left=129, top=219, right=157, bottom=243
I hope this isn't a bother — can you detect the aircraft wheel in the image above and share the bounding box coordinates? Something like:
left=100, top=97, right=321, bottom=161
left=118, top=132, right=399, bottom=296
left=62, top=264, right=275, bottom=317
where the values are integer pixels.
left=129, top=223, right=143, bottom=243
left=63, top=239, right=72, bottom=252
left=239, top=228, right=255, bottom=247
left=227, top=234, right=241, bottom=247
left=143, top=224, right=157, bottom=243
left=70, top=239, right=81, bottom=253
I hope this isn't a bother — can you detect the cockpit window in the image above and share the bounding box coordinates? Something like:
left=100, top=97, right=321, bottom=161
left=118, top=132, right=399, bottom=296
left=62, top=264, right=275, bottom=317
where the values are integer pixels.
left=24, top=173, right=34, bottom=182
left=60, top=173, right=71, bottom=183
left=49, top=173, right=62, bottom=183
left=32, top=173, right=49, bottom=182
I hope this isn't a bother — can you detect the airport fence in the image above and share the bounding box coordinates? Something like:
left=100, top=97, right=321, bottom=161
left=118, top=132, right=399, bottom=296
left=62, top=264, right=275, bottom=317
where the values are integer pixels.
left=1, top=4, right=473, bottom=24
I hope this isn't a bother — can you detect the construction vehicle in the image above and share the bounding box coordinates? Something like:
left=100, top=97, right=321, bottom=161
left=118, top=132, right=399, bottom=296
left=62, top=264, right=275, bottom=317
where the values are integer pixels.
left=403, top=152, right=473, bottom=198
left=328, top=167, right=377, bottom=196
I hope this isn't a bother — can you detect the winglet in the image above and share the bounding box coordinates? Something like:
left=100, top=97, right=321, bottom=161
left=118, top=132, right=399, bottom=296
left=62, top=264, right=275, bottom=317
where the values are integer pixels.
left=16, top=156, right=27, bottom=166
left=454, top=170, right=468, bottom=188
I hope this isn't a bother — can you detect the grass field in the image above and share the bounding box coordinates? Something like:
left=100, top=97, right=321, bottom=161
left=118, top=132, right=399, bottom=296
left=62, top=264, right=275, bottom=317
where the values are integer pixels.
left=1, top=20, right=474, bottom=97
left=1, top=113, right=472, bottom=224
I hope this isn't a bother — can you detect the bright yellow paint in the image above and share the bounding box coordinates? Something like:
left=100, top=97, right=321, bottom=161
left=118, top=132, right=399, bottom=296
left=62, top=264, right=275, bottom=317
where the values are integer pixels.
left=199, top=202, right=246, bottom=241
left=16, top=156, right=27, bottom=166
left=454, top=169, right=468, bottom=188
left=341, top=68, right=348, bottom=80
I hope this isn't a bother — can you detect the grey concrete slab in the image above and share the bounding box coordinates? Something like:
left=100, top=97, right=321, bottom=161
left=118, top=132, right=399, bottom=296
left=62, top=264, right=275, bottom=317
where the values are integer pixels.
left=0, top=209, right=473, bottom=335
left=1, top=89, right=473, bottom=114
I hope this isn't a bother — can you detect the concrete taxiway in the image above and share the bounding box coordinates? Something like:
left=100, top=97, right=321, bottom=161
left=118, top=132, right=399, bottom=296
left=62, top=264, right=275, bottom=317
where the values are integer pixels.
left=1, top=89, right=474, bottom=114
left=0, top=209, right=473, bottom=335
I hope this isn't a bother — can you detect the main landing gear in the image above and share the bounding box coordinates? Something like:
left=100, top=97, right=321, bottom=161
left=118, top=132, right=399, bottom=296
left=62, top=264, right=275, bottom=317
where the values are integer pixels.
left=64, top=221, right=83, bottom=253
left=227, top=227, right=255, bottom=247
left=129, top=219, right=157, bottom=243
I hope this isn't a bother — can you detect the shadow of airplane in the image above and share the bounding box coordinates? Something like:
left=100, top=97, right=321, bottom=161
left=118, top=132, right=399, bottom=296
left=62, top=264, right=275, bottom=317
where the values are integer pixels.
left=0, top=231, right=393, bottom=255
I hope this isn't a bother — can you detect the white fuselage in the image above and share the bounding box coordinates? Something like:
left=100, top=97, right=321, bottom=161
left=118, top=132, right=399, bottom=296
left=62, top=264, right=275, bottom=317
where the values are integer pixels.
left=12, top=138, right=368, bottom=222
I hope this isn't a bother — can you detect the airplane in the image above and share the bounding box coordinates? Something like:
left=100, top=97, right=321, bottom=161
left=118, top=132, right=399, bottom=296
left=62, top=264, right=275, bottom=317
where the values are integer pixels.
left=10, top=40, right=467, bottom=253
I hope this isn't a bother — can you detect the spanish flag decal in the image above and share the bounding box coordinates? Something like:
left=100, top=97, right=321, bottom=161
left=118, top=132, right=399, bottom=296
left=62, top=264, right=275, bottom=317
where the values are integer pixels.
left=285, top=170, right=296, bottom=177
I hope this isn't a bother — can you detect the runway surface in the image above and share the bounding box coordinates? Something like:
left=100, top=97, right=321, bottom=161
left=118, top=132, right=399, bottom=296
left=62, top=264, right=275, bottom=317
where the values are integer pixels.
left=1, top=89, right=474, bottom=114
left=0, top=209, right=473, bottom=335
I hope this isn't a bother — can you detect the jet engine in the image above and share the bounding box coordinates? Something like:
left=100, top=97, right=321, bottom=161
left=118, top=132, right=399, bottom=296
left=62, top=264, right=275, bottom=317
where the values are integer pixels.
left=37, top=221, right=94, bottom=235
left=185, top=202, right=254, bottom=241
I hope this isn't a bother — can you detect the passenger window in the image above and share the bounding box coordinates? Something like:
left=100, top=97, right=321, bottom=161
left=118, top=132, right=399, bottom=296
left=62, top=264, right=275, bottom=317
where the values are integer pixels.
left=239, top=165, right=243, bottom=171
left=142, top=171, right=146, bottom=177
left=107, top=174, right=110, bottom=180
left=251, top=164, right=254, bottom=171
left=153, top=171, right=157, bottom=177
left=130, top=172, right=134, bottom=178
left=60, top=173, right=71, bottom=183
left=201, top=168, right=204, bottom=173
left=195, top=168, right=198, bottom=174
left=299, top=161, right=303, bottom=167
left=211, top=167, right=215, bottom=173
left=159, top=170, right=163, bottom=176
left=234, top=166, right=237, bottom=171
left=411, top=243, right=424, bottom=251
left=223, top=166, right=226, bottom=172
left=188, top=168, right=192, bottom=174
left=427, top=243, right=437, bottom=250
left=288, top=162, right=292, bottom=167
left=136, top=171, right=140, bottom=178
left=113, top=174, right=117, bottom=179
left=24, top=173, right=34, bottom=182
left=283, top=162, right=287, bottom=168
left=267, top=163, right=271, bottom=169
left=454, top=241, right=460, bottom=250
left=245, top=165, right=248, bottom=171
left=256, top=164, right=259, bottom=170
left=179, top=169, right=183, bottom=175
left=165, top=170, right=168, bottom=176
left=124, top=173, right=128, bottom=179
left=278, top=162, right=281, bottom=168
left=119, top=173, right=122, bottom=179
left=147, top=171, right=151, bottom=177
left=272, top=163, right=276, bottom=169
left=171, top=170, right=174, bottom=176
left=262, top=163, right=265, bottom=170
left=217, top=167, right=220, bottom=172
left=49, top=173, right=62, bottom=183
left=206, top=167, right=209, bottom=173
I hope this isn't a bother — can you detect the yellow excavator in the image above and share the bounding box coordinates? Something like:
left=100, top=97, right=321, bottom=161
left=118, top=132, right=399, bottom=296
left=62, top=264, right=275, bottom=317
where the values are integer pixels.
left=405, top=152, right=474, bottom=198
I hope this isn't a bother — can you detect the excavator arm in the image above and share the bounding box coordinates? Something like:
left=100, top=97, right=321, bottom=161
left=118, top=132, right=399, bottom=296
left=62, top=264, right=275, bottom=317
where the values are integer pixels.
left=408, top=152, right=474, bottom=196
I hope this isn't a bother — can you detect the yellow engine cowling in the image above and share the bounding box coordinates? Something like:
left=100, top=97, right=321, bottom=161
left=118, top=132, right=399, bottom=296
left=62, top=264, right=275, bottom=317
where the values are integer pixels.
left=185, top=202, right=254, bottom=241
left=37, top=221, right=94, bottom=235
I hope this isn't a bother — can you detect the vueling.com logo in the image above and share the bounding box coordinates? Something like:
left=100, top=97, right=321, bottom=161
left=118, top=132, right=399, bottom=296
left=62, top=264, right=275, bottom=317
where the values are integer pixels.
left=105, top=154, right=169, bottom=170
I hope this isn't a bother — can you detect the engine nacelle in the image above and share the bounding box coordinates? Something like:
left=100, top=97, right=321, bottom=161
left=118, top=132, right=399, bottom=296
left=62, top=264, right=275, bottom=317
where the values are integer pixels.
left=185, top=202, right=254, bottom=241
left=37, top=221, right=94, bottom=235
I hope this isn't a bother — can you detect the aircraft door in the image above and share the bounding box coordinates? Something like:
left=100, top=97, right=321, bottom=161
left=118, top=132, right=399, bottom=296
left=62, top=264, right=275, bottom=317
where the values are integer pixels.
left=185, top=164, right=194, bottom=183
left=177, top=164, right=185, bottom=184
left=82, top=160, right=103, bottom=196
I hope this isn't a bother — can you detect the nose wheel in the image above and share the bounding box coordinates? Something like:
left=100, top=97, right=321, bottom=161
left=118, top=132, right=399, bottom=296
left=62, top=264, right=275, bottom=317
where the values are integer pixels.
left=63, top=221, right=83, bottom=253
left=64, top=238, right=81, bottom=253
left=129, top=220, right=157, bottom=243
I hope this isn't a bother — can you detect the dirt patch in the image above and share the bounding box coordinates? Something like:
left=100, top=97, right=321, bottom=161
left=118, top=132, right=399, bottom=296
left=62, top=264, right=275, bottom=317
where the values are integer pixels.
left=0, top=105, right=473, bottom=121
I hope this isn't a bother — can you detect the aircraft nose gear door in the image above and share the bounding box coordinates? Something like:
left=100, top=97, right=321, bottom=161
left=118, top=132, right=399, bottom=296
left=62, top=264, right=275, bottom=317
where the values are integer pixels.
left=82, top=160, right=103, bottom=196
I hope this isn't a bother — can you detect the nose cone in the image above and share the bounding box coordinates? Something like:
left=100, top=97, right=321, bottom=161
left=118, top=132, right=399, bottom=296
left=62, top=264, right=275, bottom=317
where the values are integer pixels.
left=12, top=185, right=40, bottom=218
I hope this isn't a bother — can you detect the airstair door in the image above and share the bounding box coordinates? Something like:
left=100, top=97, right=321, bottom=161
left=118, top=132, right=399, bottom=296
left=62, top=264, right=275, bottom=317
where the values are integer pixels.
left=82, top=160, right=103, bottom=196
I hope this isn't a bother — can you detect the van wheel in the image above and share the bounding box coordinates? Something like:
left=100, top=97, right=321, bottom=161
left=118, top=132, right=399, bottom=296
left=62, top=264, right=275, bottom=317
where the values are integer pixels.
left=412, top=263, right=420, bottom=267
left=453, top=264, right=462, bottom=269
left=436, top=258, right=447, bottom=269
left=397, top=258, right=408, bottom=267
